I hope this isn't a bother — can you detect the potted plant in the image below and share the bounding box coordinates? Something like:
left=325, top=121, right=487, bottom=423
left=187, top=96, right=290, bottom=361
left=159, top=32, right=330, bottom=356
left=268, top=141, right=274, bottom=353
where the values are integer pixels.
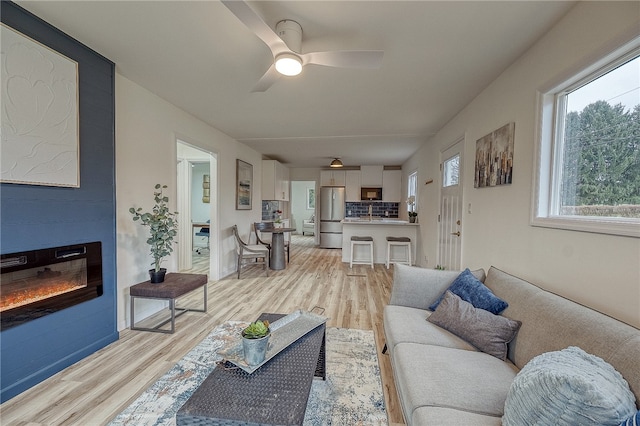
left=406, top=196, right=417, bottom=222
left=129, top=184, right=178, bottom=283
left=241, top=320, right=270, bottom=366
left=274, top=209, right=283, bottom=227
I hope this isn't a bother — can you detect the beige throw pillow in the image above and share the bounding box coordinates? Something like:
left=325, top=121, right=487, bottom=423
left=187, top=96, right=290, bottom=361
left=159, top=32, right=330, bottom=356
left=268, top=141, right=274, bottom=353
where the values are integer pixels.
left=427, top=291, right=521, bottom=360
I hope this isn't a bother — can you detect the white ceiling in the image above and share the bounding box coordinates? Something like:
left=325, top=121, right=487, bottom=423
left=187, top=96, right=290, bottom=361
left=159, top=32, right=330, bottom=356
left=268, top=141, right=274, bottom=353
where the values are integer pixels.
left=16, top=1, right=575, bottom=168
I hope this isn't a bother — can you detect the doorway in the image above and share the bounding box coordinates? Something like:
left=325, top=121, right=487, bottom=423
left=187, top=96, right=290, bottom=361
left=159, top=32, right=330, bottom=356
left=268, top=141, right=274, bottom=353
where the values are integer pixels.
left=438, top=139, right=464, bottom=270
left=176, top=140, right=219, bottom=279
left=291, top=180, right=317, bottom=241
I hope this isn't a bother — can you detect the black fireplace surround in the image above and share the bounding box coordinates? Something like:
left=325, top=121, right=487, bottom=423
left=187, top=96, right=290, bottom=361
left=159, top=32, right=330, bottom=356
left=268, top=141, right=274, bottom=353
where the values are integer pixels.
left=0, top=242, right=103, bottom=331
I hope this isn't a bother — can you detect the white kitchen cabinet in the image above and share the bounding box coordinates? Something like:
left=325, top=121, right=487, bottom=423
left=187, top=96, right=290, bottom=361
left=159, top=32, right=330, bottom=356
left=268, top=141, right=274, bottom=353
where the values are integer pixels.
left=262, top=160, right=289, bottom=201
left=360, top=165, right=384, bottom=187
left=383, top=170, right=402, bottom=202
left=277, top=162, right=290, bottom=201
left=320, top=170, right=346, bottom=186
left=345, top=170, right=361, bottom=201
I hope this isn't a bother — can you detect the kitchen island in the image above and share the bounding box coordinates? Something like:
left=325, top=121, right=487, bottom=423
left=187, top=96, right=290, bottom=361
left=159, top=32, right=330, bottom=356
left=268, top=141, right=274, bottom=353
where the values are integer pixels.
left=341, top=218, right=419, bottom=265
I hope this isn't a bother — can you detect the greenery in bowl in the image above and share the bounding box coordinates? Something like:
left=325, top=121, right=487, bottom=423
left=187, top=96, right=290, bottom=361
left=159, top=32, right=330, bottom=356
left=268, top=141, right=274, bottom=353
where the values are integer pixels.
left=408, top=212, right=418, bottom=218
left=242, top=320, right=270, bottom=339
left=129, top=184, right=179, bottom=273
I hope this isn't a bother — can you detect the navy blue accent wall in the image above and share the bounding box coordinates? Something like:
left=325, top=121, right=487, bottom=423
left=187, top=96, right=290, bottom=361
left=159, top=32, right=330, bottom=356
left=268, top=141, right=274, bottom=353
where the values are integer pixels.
left=0, top=2, right=117, bottom=402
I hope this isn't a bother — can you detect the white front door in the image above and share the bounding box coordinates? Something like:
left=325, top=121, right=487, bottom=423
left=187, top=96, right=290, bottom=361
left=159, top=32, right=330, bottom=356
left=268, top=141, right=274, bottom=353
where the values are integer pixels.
left=438, top=140, right=463, bottom=270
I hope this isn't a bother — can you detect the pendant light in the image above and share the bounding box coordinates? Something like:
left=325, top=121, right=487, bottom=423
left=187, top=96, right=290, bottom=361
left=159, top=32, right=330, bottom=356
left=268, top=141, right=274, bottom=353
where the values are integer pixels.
left=330, top=158, right=344, bottom=168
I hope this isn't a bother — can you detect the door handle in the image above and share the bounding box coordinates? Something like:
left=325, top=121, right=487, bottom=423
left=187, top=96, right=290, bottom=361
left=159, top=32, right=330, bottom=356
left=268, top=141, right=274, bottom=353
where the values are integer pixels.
left=450, top=231, right=461, bottom=237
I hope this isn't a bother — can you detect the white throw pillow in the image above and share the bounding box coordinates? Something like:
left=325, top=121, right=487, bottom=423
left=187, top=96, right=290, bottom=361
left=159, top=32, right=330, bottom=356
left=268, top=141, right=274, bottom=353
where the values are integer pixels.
left=503, top=346, right=637, bottom=426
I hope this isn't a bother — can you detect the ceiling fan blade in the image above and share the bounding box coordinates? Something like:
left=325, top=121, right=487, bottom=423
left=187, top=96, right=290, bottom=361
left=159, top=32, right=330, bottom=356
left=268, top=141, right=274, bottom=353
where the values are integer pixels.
left=251, top=64, right=280, bottom=92
left=303, top=50, right=384, bottom=69
left=221, top=0, right=289, bottom=55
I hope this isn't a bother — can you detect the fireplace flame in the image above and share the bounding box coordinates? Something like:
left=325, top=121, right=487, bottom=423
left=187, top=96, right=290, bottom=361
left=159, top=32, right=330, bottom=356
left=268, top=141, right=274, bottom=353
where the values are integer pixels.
left=1, top=269, right=86, bottom=313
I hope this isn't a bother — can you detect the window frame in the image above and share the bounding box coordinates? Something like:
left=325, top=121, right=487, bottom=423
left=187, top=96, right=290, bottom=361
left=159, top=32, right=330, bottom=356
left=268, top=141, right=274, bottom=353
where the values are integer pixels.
left=531, top=36, right=640, bottom=238
left=407, top=170, right=417, bottom=212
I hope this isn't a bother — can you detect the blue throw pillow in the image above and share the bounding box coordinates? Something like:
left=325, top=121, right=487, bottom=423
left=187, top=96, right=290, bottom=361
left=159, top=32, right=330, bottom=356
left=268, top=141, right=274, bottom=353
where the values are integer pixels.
left=620, top=410, right=640, bottom=426
left=429, top=268, right=508, bottom=314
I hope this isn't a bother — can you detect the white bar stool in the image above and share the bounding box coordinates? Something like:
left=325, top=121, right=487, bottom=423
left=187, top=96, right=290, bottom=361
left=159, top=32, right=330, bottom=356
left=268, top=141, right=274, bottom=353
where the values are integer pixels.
left=386, top=236, right=412, bottom=269
left=350, top=236, right=374, bottom=269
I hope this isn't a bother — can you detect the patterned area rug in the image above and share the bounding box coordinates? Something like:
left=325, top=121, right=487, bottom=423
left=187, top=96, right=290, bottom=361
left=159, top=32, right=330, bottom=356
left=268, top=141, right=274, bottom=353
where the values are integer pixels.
left=108, top=321, right=387, bottom=425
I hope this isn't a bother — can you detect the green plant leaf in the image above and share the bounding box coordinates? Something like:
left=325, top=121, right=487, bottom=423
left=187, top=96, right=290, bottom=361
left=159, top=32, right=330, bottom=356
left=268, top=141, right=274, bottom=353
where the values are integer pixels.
left=130, top=184, right=180, bottom=272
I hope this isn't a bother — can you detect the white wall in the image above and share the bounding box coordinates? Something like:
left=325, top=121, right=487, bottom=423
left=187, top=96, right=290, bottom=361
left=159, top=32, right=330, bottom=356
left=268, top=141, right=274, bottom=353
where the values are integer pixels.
left=405, top=2, right=640, bottom=328
left=115, top=74, right=262, bottom=331
left=289, top=167, right=322, bottom=182
left=191, top=163, right=210, bottom=247
left=191, top=164, right=210, bottom=217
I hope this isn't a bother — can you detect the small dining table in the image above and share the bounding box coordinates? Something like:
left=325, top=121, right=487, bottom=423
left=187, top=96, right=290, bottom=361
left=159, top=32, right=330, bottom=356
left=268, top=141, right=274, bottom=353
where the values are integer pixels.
left=261, top=227, right=295, bottom=270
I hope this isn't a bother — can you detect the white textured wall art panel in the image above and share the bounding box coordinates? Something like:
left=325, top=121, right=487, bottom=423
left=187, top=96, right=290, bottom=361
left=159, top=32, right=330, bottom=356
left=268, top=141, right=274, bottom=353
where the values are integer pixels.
left=1, top=24, right=79, bottom=187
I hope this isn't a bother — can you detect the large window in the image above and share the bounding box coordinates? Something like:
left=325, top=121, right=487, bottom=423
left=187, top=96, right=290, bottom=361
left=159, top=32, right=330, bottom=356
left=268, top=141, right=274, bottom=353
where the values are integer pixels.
left=533, top=39, right=640, bottom=238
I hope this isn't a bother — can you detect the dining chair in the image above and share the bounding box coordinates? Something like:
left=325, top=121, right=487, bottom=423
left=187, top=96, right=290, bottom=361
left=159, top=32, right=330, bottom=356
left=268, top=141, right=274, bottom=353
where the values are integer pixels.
left=283, top=227, right=291, bottom=263
left=232, top=225, right=269, bottom=278
left=253, top=222, right=273, bottom=262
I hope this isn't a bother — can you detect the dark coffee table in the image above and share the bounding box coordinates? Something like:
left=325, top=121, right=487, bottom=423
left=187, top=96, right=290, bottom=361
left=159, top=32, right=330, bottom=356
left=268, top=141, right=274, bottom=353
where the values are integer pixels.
left=176, top=313, right=326, bottom=425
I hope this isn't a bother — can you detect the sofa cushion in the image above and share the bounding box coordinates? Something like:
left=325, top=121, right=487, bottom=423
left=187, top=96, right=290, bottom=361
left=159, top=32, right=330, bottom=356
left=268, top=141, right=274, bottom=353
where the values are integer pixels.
left=383, top=305, right=477, bottom=354
left=393, top=343, right=519, bottom=419
left=503, top=346, right=637, bottom=426
left=429, top=268, right=508, bottom=314
left=484, top=267, right=640, bottom=403
left=412, top=407, right=502, bottom=426
left=389, top=264, right=486, bottom=310
left=427, top=291, right=521, bottom=360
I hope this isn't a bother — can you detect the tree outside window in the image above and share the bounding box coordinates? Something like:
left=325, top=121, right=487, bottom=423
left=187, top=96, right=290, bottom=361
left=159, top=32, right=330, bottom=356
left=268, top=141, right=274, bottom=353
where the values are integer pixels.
left=557, top=55, right=639, bottom=219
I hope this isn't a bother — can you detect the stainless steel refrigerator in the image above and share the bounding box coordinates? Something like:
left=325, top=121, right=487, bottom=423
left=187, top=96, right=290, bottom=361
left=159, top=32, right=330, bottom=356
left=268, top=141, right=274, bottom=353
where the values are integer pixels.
left=319, top=186, right=345, bottom=248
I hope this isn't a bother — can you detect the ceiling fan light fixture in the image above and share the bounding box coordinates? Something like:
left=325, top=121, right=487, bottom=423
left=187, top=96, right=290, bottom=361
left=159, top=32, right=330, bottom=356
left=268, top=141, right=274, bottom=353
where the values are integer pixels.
left=275, top=53, right=302, bottom=76
left=330, top=158, right=343, bottom=168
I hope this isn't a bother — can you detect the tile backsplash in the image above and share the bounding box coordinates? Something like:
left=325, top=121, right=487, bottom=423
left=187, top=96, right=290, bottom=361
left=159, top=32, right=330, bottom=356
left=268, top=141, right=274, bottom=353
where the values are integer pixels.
left=263, top=200, right=400, bottom=220
left=262, top=200, right=280, bottom=220
left=346, top=202, right=399, bottom=218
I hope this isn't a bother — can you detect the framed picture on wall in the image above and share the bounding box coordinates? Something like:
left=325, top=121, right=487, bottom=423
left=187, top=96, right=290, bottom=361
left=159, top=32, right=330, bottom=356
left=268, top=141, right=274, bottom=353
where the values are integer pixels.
left=0, top=24, right=80, bottom=188
left=202, top=174, right=210, bottom=203
left=307, top=188, right=315, bottom=210
left=236, top=159, right=252, bottom=210
left=474, top=122, right=515, bottom=188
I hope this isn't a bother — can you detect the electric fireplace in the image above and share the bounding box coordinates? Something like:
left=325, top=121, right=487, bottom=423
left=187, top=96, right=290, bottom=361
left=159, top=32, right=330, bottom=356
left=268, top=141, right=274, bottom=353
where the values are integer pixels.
left=0, top=242, right=103, bottom=331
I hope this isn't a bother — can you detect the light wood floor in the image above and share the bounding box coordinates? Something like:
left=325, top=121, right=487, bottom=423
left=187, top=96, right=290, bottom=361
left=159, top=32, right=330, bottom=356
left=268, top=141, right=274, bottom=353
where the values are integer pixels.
left=0, top=235, right=404, bottom=425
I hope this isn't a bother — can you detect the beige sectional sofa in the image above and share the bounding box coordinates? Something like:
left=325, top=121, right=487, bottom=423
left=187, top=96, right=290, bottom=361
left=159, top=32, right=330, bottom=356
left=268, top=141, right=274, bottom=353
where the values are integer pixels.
left=383, top=264, right=640, bottom=425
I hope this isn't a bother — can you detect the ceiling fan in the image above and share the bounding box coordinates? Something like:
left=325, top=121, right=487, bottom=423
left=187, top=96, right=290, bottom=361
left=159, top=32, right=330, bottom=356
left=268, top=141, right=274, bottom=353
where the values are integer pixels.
left=221, top=0, right=384, bottom=92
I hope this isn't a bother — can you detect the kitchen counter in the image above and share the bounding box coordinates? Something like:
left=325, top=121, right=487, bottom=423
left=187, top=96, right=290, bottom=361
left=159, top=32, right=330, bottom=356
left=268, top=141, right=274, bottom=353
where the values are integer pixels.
left=342, top=220, right=418, bottom=265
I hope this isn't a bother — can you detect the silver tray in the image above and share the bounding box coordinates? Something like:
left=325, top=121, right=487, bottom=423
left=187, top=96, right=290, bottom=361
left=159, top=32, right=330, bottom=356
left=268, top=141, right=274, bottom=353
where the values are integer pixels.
left=219, top=310, right=327, bottom=373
